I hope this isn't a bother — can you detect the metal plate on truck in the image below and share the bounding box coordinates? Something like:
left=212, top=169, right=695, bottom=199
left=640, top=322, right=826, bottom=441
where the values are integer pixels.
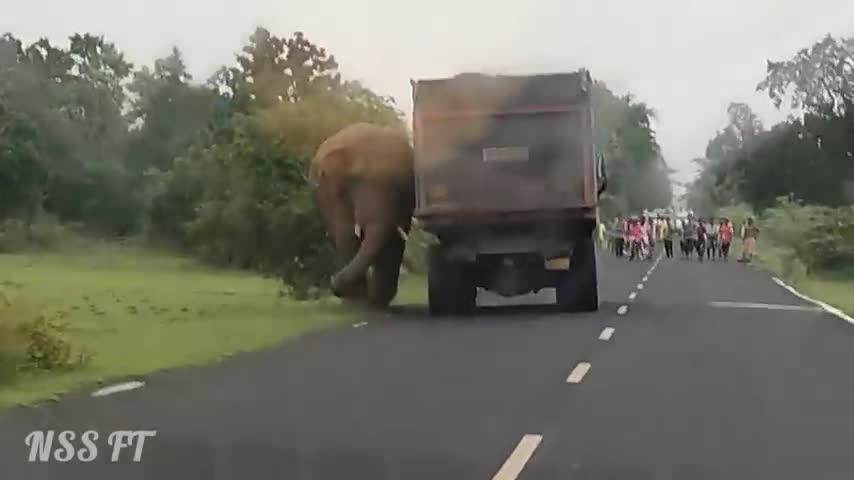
left=482, top=146, right=529, bottom=163
left=544, top=256, right=570, bottom=270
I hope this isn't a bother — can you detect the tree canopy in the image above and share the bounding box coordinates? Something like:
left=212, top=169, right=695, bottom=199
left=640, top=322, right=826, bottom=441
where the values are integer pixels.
left=1, top=26, right=672, bottom=293
left=687, top=34, right=854, bottom=215
left=592, top=82, right=673, bottom=216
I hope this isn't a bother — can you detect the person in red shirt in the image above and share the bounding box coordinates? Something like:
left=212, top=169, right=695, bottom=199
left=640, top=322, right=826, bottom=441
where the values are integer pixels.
left=719, top=218, right=733, bottom=261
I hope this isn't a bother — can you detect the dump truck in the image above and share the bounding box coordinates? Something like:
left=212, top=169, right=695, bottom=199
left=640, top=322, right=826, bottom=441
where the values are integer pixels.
left=410, top=70, right=606, bottom=315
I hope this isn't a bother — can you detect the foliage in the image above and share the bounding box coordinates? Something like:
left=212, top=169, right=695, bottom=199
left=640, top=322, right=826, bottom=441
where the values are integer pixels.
left=756, top=35, right=854, bottom=117
left=717, top=198, right=854, bottom=277
left=758, top=197, right=854, bottom=272
left=592, top=83, right=672, bottom=215
left=1, top=25, right=670, bottom=294
left=0, top=298, right=90, bottom=381
left=690, top=34, right=854, bottom=217
left=0, top=216, right=77, bottom=253
left=20, top=314, right=76, bottom=370
left=0, top=244, right=349, bottom=406
left=402, top=221, right=436, bottom=275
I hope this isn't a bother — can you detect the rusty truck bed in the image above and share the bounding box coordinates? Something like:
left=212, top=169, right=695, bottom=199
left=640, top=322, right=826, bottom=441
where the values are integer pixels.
left=411, top=71, right=596, bottom=220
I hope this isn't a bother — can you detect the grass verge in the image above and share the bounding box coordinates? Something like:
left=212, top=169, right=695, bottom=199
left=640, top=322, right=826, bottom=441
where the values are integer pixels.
left=0, top=242, right=355, bottom=409
left=747, top=240, right=854, bottom=316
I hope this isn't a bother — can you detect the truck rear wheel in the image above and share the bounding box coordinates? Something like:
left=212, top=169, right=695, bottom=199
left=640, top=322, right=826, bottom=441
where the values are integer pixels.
left=428, top=247, right=476, bottom=316
left=556, top=236, right=599, bottom=312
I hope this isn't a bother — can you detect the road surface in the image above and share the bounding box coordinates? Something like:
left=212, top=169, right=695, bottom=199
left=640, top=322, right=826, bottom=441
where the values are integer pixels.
left=2, top=252, right=854, bottom=479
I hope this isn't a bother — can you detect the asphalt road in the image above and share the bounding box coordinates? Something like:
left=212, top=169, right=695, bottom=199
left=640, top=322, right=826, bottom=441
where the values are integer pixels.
left=2, top=249, right=854, bottom=479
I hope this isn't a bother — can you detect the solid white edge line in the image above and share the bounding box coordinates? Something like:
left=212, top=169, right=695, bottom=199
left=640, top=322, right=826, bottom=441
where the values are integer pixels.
left=566, top=362, right=592, bottom=384
left=599, top=327, right=615, bottom=341
left=772, top=277, right=854, bottom=325
left=617, top=305, right=628, bottom=315
left=92, top=381, right=145, bottom=397
left=628, top=292, right=637, bottom=300
left=352, top=322, right=368, bottom=328
left=708, top=301, right=822, bottom=311
left=491, top=434, right=543, bottom=480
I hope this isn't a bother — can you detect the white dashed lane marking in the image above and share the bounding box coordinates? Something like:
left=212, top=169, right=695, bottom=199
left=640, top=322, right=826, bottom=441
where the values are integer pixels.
left=491, top=434, right=543, bottom=480
left=599, top=327, right=615, bottom=341
left=617, top=305, right=628, bottom=315
left=352, top=322, right=368, bottom=328
left=628, top=292, right=637, bottom=300
left=92, top=381, right=145, bottom=397
left=637, top=283, right=644, bottom=290
left=566, top=362, right=592, bottom=384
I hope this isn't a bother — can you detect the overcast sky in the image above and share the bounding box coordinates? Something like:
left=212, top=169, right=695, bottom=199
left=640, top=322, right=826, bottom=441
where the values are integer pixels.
left=3, top=0, right=853, bottom=190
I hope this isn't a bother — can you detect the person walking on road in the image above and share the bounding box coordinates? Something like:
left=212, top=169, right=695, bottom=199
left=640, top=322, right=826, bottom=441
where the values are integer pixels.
left=695, top=218, right=707, bottom=262
left=719, top=218, right=733, bottom=260
left=663, top=217, right=675, bottom=258
left=681, top=216, right=697, bottom=259
left=705, top=217, right=719, bottom=260
left=613, top=216, right=625, bottom=258
left=598, top=220, right=607, bottom=250
left=644, top=216, right=655, bottom=260
left=629, top=217, right=645, bottom=261
left=738, top=217, right=760, bottom=263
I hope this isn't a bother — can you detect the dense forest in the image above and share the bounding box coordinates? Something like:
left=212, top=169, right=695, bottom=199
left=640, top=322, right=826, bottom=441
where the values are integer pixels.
left=686, top=34, right=854, bottom=276
left=1, top=27, right=672, bottom=294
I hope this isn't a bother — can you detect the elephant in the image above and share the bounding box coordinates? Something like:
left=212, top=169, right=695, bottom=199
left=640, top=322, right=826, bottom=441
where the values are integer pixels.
left=309, top=123, right=415, bottom=308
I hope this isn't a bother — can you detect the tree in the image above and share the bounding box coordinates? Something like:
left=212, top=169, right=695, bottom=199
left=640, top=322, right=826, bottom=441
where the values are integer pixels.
left=691, top=36, right=854, bottom=209
left=126, top=47, right=219, bottom=174
left=757, top=34, right=854, bottom=117
left=592, top=82, right=672, bottom=215
left=145, top=27, right=403, bottom=293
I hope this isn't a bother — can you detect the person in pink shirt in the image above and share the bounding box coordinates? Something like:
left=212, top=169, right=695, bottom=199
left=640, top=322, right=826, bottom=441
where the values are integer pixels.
left=628, top=218, right=645, bottom=261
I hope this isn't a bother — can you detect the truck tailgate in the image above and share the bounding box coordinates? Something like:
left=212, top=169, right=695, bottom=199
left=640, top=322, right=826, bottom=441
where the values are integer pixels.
left=413, top=72, right=595, bottom=217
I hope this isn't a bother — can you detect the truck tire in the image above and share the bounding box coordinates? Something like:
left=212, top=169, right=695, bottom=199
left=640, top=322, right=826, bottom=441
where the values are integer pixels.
left=428, top=247, right=476, bottom=316
left=556, top=236, right=599, bottom=312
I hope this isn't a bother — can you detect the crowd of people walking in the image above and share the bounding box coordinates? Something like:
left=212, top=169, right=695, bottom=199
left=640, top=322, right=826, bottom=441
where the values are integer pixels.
left=598, top=214, right=759, bottom=263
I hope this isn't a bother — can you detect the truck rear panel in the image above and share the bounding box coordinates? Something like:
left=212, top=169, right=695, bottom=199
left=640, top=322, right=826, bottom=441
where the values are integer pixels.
left=412, top=71, right=596, bottom=220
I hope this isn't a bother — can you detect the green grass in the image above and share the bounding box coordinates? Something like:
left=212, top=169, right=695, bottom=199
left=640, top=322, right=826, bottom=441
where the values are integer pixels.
left=746, top=239, right=854, bottom=317
left=0, top=242, right=360, bottom=408
left=395, top=273, right=427, bottom=305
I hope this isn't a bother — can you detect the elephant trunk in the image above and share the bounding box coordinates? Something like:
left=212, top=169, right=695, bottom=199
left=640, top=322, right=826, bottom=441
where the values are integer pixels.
left=331, top=223, right=394, bottom=296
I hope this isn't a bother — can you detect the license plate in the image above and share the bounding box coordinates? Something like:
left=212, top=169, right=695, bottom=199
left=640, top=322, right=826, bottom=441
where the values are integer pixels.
left=482, top=146, right=529, bottom=163
left=544, top=257, right=570, bottom=270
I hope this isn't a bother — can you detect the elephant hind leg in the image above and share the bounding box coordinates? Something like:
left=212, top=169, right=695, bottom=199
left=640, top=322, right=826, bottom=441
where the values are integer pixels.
left=367, top=235, right=406, bottom=308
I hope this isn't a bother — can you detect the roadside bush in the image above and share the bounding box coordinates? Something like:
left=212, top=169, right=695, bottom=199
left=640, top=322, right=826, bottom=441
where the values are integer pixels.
left=0, top=297, right=90, bottom=379
left=758, top=197, right=854, bottom=273
left=402, top=220, right=436, bottom=275
left=0, top=216, right=81, bottom=253
left=721, top=197, right=854, bottom=276
left=0, top=295, right=27, bottom=383
left=20, top=315, right=73, bottom=370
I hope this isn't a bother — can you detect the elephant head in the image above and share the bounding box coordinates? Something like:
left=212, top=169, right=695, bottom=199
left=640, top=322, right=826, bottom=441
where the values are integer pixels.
left=310, top=123, right=415, bottom=308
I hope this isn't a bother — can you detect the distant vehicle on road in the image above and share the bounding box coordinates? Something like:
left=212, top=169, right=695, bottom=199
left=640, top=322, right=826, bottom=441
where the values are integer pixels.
left=410, top=70, right=607, bottom=315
